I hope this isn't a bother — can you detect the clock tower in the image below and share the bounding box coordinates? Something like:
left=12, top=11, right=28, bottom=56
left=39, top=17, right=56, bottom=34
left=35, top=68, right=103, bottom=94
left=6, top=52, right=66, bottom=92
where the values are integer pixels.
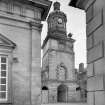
left=41, top=2, right=78, bottom=104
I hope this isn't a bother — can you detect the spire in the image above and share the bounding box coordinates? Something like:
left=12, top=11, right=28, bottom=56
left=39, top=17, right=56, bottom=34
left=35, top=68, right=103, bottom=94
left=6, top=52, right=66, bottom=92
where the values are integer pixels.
left=53, top=1, right=60, bottom=11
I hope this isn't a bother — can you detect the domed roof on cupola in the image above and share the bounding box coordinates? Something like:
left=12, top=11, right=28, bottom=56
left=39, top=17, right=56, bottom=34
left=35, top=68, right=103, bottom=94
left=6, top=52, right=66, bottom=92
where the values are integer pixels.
left=47, top=1, right=67, bottom=23
left=54, top=1, right=60, bottom=10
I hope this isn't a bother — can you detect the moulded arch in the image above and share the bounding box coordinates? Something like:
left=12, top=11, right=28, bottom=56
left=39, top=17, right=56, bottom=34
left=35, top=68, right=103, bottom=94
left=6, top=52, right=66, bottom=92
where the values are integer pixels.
left=57, top=84, right=68, bottom=102
left=42, top=86, right=49, bottom=90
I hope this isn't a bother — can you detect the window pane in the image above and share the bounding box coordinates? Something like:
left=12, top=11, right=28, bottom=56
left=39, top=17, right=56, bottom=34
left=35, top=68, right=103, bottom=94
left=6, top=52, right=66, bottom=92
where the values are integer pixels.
left=1, top=71, right=6, bottom=77
left=0, top=56, right=8, bottom=100
left=0, top=92, right=6, bottom=99
left=1, top=64, right=6, bottom=70
left=0, top=85, right=6, bottom=91
left=1, top=78, right=6, bottom=84
left=1, top=57, right=6, bottom=63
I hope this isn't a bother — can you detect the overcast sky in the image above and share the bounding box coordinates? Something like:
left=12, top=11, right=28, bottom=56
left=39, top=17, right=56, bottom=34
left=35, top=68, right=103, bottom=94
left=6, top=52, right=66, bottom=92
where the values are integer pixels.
left=41, top=0, right=86, bottom=69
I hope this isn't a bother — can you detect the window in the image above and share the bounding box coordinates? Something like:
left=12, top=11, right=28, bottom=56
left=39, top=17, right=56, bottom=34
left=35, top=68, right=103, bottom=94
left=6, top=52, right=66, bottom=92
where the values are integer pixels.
left=0, top=56, right=8, bottom=101
left=0, top=33, right=16, bottom=103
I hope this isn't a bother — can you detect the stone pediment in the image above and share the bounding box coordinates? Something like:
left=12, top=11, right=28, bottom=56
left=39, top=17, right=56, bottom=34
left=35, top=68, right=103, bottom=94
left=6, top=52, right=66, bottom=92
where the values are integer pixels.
left=0, top=33, right=16, bottom=49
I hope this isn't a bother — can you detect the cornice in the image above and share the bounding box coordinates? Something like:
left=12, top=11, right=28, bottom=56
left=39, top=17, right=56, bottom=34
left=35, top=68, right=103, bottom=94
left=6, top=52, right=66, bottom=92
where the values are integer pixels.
left=42, top=33, right=75, bottom=49
left=69, top=0, right=89, bottom=10
left=43, top=48, right=74, bottom=59
left=42, top=79, right=77, bottom=84
left=27, top=0, right=52, bottom=21
left=29, top=21, right=43, bottom=29
left=69, top=0, right=78, bottom=7
left=3, top=0, right=52, bottom=21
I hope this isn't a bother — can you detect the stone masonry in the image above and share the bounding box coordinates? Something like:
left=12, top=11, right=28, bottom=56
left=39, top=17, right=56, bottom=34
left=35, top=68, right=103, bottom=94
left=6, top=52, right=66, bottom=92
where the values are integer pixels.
left=69, top=0, right=105, bottom=105
left=0, top=0, right=51, bottom=105
left=41, top=2, right=78, bottom=104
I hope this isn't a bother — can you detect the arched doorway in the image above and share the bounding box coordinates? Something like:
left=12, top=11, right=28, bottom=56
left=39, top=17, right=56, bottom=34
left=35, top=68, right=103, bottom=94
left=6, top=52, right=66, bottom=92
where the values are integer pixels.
left=57, top=84, right=68, bottom=102
left=41, top=86, right=49, bottom=104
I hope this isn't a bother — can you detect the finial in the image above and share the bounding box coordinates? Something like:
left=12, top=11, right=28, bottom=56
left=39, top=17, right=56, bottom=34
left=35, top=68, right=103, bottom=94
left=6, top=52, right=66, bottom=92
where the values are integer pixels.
left=68, top=33, right=73, bottom=38
left=53, top=1, right=60, bottom=11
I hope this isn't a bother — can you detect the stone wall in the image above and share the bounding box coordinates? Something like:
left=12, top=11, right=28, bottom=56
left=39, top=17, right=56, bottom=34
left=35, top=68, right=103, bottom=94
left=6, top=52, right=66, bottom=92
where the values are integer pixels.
left=86, top=0, right=105, bottom=105
left=69, top=0, right=105, bottom=105
left=0, top=0, right=51, bottom=105
left=43, top=39, right=75, bottom=80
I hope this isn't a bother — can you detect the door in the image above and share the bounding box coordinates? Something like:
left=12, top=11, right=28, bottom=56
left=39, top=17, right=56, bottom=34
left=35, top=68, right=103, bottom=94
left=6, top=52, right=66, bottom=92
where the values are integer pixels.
left=57, top=84, right=68, bottom=102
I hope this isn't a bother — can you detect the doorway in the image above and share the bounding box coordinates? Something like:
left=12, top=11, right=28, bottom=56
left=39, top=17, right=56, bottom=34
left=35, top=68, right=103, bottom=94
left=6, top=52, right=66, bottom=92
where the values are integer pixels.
left=42, top=86, right=49, bottom=104
left=57, top=84, right=68, bottom=102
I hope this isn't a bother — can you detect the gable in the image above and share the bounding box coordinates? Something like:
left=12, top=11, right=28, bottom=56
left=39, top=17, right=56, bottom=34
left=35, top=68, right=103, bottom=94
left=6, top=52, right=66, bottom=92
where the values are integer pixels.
left=0, top=34, right=16, bottom=49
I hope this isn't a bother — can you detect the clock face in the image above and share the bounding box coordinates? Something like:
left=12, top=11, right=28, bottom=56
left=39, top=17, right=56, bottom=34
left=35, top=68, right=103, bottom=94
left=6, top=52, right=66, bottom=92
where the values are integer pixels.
left=58, top=18, right=62, bottom=24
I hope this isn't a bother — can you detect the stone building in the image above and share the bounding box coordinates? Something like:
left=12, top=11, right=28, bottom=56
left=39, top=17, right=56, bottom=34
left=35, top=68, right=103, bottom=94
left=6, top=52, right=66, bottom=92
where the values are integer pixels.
left=69, top=0, right=105, bottom=105
left=41, top=2, right=78, bottom=104
left=0, top=0, right=51, bottom=105
left=76, top=63, right=87, bottom=102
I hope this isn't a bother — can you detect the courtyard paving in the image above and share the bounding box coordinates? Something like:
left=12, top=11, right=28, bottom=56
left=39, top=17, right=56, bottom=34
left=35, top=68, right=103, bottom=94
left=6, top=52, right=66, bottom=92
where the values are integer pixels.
left=42, top=102, right=87, bottom=105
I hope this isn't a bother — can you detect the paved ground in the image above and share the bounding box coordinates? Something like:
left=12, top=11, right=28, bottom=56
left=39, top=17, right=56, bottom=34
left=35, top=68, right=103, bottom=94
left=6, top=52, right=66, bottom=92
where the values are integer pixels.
left=41, top=103, right=87, bottom=105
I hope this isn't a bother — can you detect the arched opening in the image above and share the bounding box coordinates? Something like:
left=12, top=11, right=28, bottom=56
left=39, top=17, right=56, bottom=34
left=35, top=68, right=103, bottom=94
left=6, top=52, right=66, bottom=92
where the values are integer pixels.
left=57, top=84, right=68, bottom=102
left=76, top=87, right=81, bottom=101
left=42, top=86, right=48, bottom=90
left=41, top=86, right=49, bottom=104
left=76, top=87, right=81, bottom=91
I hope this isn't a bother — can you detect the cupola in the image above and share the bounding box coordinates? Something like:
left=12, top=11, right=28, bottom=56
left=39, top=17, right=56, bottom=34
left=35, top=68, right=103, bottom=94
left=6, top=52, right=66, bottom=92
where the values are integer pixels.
left=47, top=2, right=67, bottom=37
